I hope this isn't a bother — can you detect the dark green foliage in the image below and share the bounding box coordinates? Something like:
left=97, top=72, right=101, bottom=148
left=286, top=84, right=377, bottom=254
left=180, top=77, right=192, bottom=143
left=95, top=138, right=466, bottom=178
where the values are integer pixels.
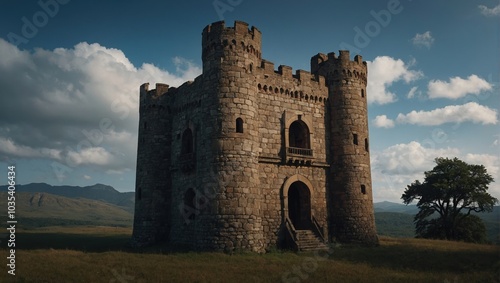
left=402, top=157, right=498, bottom=243
left=455, top=215, right=488, bottom=243
left=375, top=212, right=415, bottom=238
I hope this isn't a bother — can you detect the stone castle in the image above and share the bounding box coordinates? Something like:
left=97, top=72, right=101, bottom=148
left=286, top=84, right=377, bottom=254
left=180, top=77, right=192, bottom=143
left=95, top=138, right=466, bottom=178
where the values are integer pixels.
left=132, top=20, right=378, bottom=252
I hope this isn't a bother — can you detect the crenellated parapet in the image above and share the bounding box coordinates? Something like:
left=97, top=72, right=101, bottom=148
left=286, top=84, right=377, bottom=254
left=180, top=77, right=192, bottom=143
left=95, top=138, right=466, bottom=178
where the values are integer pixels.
left=202, top=21, right=262, bottom=73
left=311, top=50, right=367, bottom=86
left=255, top=60, right=328, bottom=106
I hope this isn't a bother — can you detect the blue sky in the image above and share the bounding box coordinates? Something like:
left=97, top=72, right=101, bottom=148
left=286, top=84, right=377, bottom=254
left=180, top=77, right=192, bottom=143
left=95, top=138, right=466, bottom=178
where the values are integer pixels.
left=0, top=0, right=498, bottom=202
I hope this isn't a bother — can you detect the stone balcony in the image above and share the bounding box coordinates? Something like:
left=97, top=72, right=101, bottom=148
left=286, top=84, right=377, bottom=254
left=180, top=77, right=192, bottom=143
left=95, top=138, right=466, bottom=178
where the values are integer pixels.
left=285, top=147, right=313, bottom=166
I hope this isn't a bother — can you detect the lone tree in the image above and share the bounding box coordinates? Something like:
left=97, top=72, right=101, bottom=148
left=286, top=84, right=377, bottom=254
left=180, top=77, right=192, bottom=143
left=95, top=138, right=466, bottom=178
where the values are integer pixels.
left=402, top=157, right=498, bottom=243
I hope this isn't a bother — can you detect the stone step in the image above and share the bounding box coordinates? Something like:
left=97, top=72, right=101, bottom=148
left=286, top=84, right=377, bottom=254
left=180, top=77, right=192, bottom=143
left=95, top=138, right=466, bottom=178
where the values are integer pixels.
left=294, top=229, right=329, bottom=252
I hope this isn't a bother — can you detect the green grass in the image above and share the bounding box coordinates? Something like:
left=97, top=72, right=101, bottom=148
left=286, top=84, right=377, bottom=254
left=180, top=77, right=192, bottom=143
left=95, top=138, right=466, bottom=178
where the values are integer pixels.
left=1, top=226, right=499, bottom=282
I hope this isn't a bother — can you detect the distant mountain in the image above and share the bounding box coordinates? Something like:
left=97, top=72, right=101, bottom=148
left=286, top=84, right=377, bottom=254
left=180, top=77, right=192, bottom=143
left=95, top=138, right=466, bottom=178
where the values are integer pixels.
left=0, top=183, right=135, bottom=213
left=0, top=192, right=133, bottom=228
left=374, top=201, right=418, bottom=214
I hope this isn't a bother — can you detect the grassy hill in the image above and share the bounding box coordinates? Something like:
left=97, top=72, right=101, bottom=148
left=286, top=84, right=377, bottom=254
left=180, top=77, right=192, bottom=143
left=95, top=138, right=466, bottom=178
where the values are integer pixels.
left=0, top=192, right=133, bottom=228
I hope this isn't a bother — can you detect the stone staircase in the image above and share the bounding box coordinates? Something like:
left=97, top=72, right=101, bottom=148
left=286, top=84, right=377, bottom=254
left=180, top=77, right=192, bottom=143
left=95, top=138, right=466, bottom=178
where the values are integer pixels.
left=295, top=230, right=329, bottom=252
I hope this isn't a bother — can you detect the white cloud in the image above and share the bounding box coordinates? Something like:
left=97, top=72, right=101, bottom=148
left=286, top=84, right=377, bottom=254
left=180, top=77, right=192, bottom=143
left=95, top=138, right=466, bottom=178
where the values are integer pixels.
left=479, top=3, right=500, bottom=16
left=373, top=115, right=395, bottom=128
left=0, top=137, right=61, bottom=160
left=396, top=102, right=498, bottom=126
left=371, top=142, right=500, bottom=202
left=407, top=86, right=420, bottom=99
left=367, top=56, right=423, bottom=105
left=427, top=74, right=492, bottom=99
left=373, top=141, right=460, bottom=176
left=412, top=31, right=434, bottom=48
left=83, top=175, right=92, bottom=180
left=0, top=39, right=201, bottom=174
left=464, top=153, right=499, bottom=180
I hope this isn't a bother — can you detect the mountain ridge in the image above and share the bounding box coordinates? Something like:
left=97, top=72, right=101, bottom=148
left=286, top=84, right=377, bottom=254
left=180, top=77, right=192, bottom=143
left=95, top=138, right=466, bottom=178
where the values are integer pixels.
left=0, top=182, right=135, bottom=213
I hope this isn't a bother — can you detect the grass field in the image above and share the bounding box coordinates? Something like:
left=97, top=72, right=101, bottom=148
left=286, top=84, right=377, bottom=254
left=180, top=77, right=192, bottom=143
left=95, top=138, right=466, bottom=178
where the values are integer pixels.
left=1, top=226, right=499, bottom=282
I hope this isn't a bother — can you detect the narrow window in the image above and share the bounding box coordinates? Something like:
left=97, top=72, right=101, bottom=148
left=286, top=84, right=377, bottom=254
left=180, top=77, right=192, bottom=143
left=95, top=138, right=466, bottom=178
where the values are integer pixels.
left=361, top=185, right=366, bottom=195
left=236, top=118, right=244, bottom=133
left=365, top=138, right=369, bottom=152
left=353, top=134, right=358, bottom=145
left=361, top=89, right=365, bottom=98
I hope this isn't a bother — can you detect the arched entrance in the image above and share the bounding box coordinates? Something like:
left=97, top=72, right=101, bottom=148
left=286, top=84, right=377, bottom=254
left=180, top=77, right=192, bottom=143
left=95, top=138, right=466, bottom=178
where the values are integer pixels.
left=287, top=181, right=311, bottom=229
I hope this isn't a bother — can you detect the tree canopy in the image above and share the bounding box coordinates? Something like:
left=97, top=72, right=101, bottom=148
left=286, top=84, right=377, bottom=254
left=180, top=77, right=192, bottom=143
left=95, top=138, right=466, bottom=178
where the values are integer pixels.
left=401, top=157, right=497, bottom=243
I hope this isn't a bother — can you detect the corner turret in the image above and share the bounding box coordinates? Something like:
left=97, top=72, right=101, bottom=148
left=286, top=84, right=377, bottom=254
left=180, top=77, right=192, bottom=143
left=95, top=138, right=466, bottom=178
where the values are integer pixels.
left=201, top=21, right=262, bottom=74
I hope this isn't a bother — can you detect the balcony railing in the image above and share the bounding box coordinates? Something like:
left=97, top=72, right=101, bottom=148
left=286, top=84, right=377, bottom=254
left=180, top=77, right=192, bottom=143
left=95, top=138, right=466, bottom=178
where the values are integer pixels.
left=287, top=147, right=313, bottom=157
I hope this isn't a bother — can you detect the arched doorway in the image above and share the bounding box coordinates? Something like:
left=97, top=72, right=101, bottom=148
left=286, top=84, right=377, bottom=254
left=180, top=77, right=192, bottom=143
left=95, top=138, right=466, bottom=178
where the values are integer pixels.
left=287, top=181, right=311, bottom=229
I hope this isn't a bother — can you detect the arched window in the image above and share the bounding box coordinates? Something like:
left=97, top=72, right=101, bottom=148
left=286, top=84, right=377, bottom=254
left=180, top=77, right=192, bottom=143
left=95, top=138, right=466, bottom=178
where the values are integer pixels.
left=236, top=118, right=244, bottom=133
left=289, top=120, right=310, bottom=149
left=181, top=128, right=193, bottom=154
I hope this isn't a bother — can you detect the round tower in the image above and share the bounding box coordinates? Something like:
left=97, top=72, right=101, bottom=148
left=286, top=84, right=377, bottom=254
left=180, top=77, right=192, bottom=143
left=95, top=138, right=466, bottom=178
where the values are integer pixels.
left=132, top=83, right=172, bottom=246
left=201, top=21, right=264, bottom=252
left=326, top=51, right=378, bottom=245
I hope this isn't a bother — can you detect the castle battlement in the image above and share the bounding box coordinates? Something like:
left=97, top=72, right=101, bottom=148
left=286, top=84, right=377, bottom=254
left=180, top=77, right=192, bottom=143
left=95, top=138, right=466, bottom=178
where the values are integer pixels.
left=133, top=21, right=379, bottom=252
left=139, top=83, right=170, bottom=98
left=202, top=20, right=262, bottom=70
left=202, top=20, right=261, bottom=41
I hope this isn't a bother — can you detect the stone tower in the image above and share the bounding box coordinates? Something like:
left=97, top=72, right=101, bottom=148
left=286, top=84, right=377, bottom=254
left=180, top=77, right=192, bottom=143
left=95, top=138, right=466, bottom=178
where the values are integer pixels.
left=312, top=52, right=379, bottom=244
left=132, top=21, right=378, bottom=252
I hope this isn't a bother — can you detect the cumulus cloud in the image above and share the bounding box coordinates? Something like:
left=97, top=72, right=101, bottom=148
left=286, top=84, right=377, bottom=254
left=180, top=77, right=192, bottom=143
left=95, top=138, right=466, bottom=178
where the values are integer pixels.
left=373, top=115, right=395, bottom=128
left=0, top=39, right=201, bottom=176
left=427, top=74, right=492, bottom=99
left=479, top=3, right=500, bottom=16
left=371, top=141, right=500, bottom=202
left=367, top=56, right=423, bottom=105
left=411, top=31, right=434, bottom=48
left=396, top=102, right=498, bottom=126
left=373, top=141, right=460, bottom=176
